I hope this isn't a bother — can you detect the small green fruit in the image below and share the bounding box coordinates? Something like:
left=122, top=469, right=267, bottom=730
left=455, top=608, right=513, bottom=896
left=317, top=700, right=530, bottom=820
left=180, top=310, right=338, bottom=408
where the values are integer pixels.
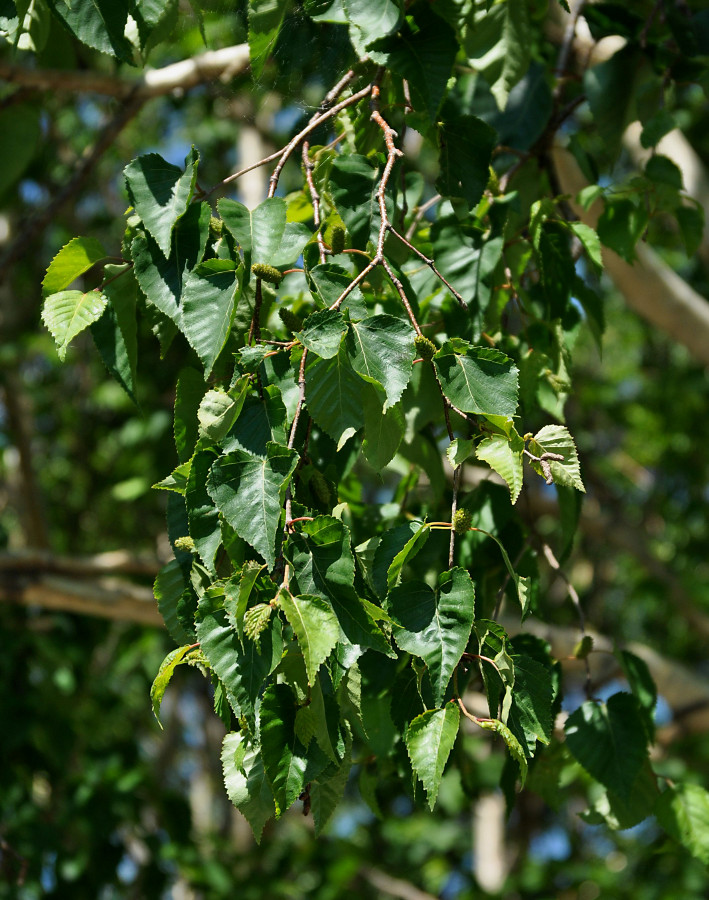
left=414, top=334, right=437, bottom=361
left=330, top=225, right=346, bottom=255
left=452, top=509, right=472, bottom=535
left=278, top=307, right=303, bottom=333
left=252, top=263, right=283, bottom=285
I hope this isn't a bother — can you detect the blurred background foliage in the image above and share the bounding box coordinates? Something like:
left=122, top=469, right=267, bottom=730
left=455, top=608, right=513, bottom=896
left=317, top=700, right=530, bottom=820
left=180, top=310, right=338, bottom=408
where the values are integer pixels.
left=1, top=0, right=709, bottom=897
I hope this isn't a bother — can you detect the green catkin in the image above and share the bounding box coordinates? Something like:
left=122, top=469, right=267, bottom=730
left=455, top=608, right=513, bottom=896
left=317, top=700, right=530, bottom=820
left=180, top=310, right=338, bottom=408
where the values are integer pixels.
left=414, top=333, right=437, bottom=360
left=330, top=225, right=346, bottom=255
left=278, top=307, right=303, bottom=333
left=252, top=263, right=283, bottom=285
left=209, top=216, right=223, bottom=237
left=452, top=509, right=472, bottom=535
left=174, top=535, right=196, bottom=552
left=243, top=604, right=272, bottom=642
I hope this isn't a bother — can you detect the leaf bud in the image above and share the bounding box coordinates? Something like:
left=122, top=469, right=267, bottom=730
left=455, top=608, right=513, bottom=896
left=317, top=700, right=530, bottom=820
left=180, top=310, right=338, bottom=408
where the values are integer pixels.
left=452, top=508, right=472, bottom=535
left=414, top=333, right=437, bottom=361
left=252, top=263, right=283, bottom=285
left=330, top=225, right=346, bottom=255
left=278, top=307, right=303, bottom=333
left=244, top=603, right=273, bottom=642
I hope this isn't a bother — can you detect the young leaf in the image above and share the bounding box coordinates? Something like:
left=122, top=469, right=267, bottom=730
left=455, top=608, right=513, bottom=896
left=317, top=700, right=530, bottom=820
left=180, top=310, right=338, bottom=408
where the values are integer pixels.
left=150, top=644, right=196, bottom=727
left=42, top=236, right=107, bottom=296
left=528, top=425, right=585, bottom=492
left=278, top=590, right=340, bottom=685
left=221, top=732, right=275, bottom=842
left=388, top=568, right=475, bottom=706
left=434, top=344, right=519, bottom=417
left=405, top=704, right=460, bottom=810
left=207, top=442, right=299, bottom=570
left=476, top=717, right=528, bottom=786
left=565, top=693, right=649, bottom=801
left=197, top=379, right=249, bottom=443
left=476, top=432, right=525, bottom=504
left=42, top=289, right=108, bottom=361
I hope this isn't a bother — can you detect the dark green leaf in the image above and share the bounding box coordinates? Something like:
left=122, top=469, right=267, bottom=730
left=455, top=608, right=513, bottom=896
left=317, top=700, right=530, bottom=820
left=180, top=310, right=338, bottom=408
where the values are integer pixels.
left=259, top=682, right=309, bottom=814
left=248, top=0, right=292, bottom=80
left=221, top=732, right=275, bottom=842
left=565, top=693, right=649, bottom=800
left=181, top=260, right=243, bottom=377
left=174, top=367, right=206, bottom=463
left=186, top=449, right=222, bottom=572
left=47, top=0, right=132, bottom=60
left=329, top=155, right=378, bottom=249
left=207, top=442, right=299, bottom=570
left=434, top=344, right=519, bottom=416
left=305, top=347, right=365, bottom=449
left=298, top=309, right=346, bottom=359
left=405, top=704, right=460, bottom=809
left=507, top=655, right=553, bottom=756
left=437, top=110, right=497, bottom=208
left=278, top=591, right=340, bottom=685
left=362, top=385, right=405, bottom=472
left=346, top=315, right=416, bottom=407
left=154, top=559, right=193, bottom=645
left=464, top=0, right=531, bottom=111
left=90, top=265, right=138, bottom=402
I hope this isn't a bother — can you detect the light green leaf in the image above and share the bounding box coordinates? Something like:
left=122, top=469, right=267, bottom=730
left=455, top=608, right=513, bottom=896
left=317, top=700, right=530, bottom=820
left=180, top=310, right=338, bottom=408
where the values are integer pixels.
left=565, top=693, right=649, bottom=801
left=150, top=644, right=196, bottom=726
left=362, top=385, right=405, bottom=472
left=182, top=260, right=243, bottom=377
left=343, top=0, right=401, bottom=50
left=278, top=591, right=340, bottom=685
left=42, top=236, right=107, bottom=296
left=569, top=222, right=603, bottom=271
left=248, top=0, right=292, bottom=80
left=125, top=149, right=199, bottom=257
left=306, top=347, right=365, bottom=450
left=197, top=380, right=249, bottom=443
left=476, top=432, right=525, bottom=504
left=219, top=196, right=288, bottom=265
left=388, top=568, right=475, bottom=706
left=447, top=437, right=476, bottom=468
left=260, top=682, right=309, bottom=814
left=221, top=732, right=275, bottom=842
left=434, top=344, right=519, bottom=416
left=464, top=0, right=531, bottom=110
left=346, top=315, right=416, bottom=407
left=298, top=309, right=346, bottom=359
left=153, top=459, right=192, bottom=494
left=386, top=521, right=430, bottom=591
left=529, top=424, right=585, bottom=492
left=656, top=783, right=709, bottom=865
left=406, top=704, right=460, bottom=809
left=42, top=289, right=108, bottom=361
left=207, top=442, right=299, bottom=570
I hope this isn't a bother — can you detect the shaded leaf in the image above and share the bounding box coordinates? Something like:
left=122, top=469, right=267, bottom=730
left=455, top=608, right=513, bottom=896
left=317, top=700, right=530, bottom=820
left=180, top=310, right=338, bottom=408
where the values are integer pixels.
left=406, top=704, right=460, bottom=809
left=434, top=344, right=519, bottom=416
left=221, top=732, right=275, bottom=842
left=278, top=591, right=340, bottom=685
left=656, top=783, right=709, bottom=865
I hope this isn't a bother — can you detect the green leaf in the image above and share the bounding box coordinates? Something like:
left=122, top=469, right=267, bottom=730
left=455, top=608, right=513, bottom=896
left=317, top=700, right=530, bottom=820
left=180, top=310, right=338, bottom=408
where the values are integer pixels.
left=150, top=644, right=195, bottom=727
left=90, top=264, right=139, bottom=402
left=676, top=204, right=705, bottom=258
left=182, top=260, right=243, bottom=377
left=464, top=0, right=531, bottom=111
left=569, top=222, right=603, bottom=271
left=285, top=517, right=393, bottom=656
left=298, top=309, right=346, bottom=359
left=310, top=730, right=353, bottom=835
left=208, top=442, right=299, bottom=570
left=656, top=783, right=709, bottom=865
left=305, top=347, right=365, bottom=450
left=0, top=104, right=40, bottom=197
left=197, top=381, right=248, bottom=443
left=362, top=385, right=405, bottom=472
left=222, top=388, right=288, bottom=457
left=476, top=717, right=528, bottom=786
left=329, top=155, right=379, bottom=250
left=581, top=764, right=658, bottom=831
left=386, top=521, right=430, bottom=591
left=196, top=596, right=282, bottom=722
left=307, top=263, right=367, bottom=318
left=619, top=650, right=657, bottom=740
left=447, top=438, right=476, bottom=468
left=221, top=732, right=275, bottom=842
left=46, top=0, right=132, bottom=60
left=343, top=0, right=401, bottom=50
left=528, top=425, right=585, bottom=492
left=154, top=559, right=193, bottom=645
left=186, top=449, right=222, bottom=572
left=476, top=432, right=525, bottom=504
left=42, top=289, right=108, bottom=361
left=434, top=344, right=519, bottom=416
left=42, top=236, right=107, bottom=296
left=565, top=693, right=649, bottom=801
left=584, top=46, right=645, bottom=159
left=374, top=5, right=456, bottom=122
left=278, top=591, right=340, bottom=685
left=597, top=198, right=648, bottom=263
left=260, top=682, right=309, bottom=814
left=371, top=521, right=421, bottom=599
left=153, top=459, right=192, bottom=494
left=131, top=201, right=211, bottom=325
left=248, top=0, right=292, bottom=80
left=219, top=196, right=304, bottom=267
left=388, top=568, right=475, bottom=706
left=507, top=655, right=553, bottom=756
left=174, top=367, right=206, bottom=463
left=437, top=110, right=497, bottom=208
left=125, top=149, right=199, bottom=257
left=346, top=315, right=416, bottom=407
left=406, top=704, right=460, bottom=810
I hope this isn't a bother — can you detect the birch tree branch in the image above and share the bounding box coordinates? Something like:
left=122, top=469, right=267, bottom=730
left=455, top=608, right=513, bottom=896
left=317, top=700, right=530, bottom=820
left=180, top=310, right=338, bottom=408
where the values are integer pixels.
left=0, top=44, right=250, bottom=98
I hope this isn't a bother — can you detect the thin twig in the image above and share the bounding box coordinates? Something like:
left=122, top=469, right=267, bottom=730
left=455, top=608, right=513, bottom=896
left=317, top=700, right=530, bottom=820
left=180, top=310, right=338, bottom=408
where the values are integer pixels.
left=405, top=194, right=441, bottom=241
left=388, top=224, right=467, bottom=309
left=303, top=141, right=327, bottom=264
left=449, top=465, right=462, bottom=568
